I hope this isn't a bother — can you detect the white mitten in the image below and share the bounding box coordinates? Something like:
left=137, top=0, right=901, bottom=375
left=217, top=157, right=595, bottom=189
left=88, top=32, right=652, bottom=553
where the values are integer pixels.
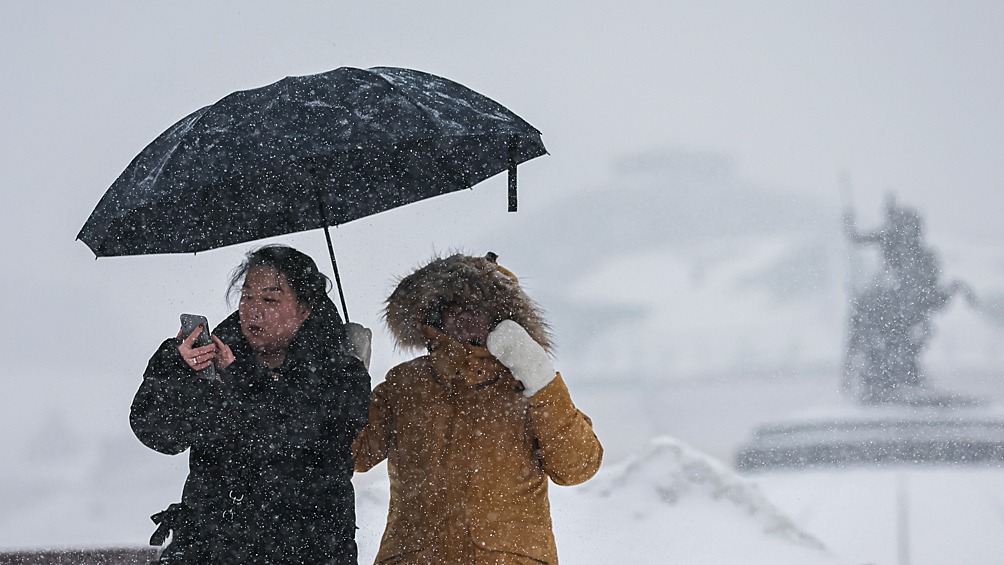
left=487, top=320, right=555, bottom=397
left=343, top=322, right=372, bottom=370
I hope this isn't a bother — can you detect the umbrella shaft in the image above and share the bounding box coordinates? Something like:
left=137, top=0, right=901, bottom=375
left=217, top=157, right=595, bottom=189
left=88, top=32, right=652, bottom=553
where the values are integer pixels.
left=323, top=225, right=350, bottom=323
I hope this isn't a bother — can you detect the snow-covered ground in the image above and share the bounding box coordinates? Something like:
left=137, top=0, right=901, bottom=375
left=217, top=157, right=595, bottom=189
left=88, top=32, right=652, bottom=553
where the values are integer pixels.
left=7, top=372, right=1004, bottom=564
left=355, top=437, right=844, bottom=564
left=756, top=467, right=1004, bottom=565
left=0, top=426, right=848, bottom=564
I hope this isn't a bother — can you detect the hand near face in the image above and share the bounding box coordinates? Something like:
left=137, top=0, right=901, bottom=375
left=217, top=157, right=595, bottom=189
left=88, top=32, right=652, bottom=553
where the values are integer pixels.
left=486, top=320, right=556, bottom=397
left=422, top=324, right=507, bottom=385
left=211, top=334, right=235, bottom=371
left=177, top=325, right=218, bottom=372
left=421, top=324, right=466, bottom=360
left=176, top=325, right=235, bottom=372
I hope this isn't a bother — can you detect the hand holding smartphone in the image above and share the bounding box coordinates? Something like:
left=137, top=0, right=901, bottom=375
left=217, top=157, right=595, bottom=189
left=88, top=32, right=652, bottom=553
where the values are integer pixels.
left=180, top=313, right=218, bottom=380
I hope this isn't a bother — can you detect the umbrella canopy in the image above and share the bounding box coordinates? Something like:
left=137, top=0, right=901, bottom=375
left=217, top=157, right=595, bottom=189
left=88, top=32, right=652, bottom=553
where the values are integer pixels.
left=77, top=66, right=547, bottom=319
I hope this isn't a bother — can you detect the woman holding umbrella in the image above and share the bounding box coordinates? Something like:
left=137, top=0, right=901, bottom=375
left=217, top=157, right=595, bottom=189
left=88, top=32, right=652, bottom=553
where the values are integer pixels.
left=130, top=245, right=371, bottom=564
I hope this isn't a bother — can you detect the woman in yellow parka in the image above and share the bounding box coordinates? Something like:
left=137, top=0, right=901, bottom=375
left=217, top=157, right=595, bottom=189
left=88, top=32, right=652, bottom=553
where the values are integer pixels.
left=353, top=252, right=603, bottom=564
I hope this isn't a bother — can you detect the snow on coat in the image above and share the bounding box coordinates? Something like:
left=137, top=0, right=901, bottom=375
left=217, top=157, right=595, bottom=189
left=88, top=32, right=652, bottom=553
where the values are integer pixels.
left=353, top=252, right=602, bottom=564
left=131, top=299, right=370, bottom=564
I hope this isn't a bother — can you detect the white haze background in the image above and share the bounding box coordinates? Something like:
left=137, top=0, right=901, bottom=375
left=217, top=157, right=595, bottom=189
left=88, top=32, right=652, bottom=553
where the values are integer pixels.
left=3, top=3, right=1004, bottom=564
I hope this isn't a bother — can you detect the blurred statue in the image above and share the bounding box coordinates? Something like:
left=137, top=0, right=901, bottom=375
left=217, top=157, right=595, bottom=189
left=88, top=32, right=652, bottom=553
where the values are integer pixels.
left=842, top=193, right=976, bottom=405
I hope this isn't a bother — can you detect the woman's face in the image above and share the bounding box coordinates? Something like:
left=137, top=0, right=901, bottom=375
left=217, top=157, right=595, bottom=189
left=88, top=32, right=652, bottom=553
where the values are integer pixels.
left=239, top=266, right=311, bottom=356
left=441, top=302, right=494, bottom=346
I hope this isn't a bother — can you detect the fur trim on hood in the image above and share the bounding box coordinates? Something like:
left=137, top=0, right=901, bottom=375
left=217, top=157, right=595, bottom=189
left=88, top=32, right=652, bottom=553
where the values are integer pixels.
left=385, top=252, right=552, bottom=353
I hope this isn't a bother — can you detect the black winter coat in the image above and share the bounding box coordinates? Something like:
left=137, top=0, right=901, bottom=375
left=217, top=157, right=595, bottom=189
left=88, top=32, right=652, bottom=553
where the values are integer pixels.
left=131, top=300, right=370, bottom=565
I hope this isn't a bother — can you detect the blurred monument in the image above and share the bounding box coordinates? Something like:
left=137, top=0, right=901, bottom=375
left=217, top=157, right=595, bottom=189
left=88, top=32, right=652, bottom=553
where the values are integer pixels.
left=734, top=192, right=1004, bottom=472
left=841, top=193, right=977, bottom=405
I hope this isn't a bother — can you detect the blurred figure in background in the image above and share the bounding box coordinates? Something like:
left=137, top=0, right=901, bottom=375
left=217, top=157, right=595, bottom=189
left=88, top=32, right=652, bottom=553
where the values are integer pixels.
left=843, top=194, right=976, bottom=404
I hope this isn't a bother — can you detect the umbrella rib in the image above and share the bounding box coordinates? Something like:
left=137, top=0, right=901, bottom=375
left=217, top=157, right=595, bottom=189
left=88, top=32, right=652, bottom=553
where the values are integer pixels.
left=363, top=69, right=483, bottom=190
left=143, top=107, right=217, bottom=189
left=367, top=68, right=541, bottom=138
left=115, top=107, right=217, bottom=222
left=363, top=69, right=446, bottom=137
left=79, top=107, right=217, bottom=254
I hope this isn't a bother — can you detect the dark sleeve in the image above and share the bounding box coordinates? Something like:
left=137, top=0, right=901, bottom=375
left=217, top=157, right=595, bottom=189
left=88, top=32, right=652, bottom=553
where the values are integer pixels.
left=313, top=310, right=372, bottom=446
left=130, top=339, right=222, bottom=455
left=329, top=354, right=371, bottom=447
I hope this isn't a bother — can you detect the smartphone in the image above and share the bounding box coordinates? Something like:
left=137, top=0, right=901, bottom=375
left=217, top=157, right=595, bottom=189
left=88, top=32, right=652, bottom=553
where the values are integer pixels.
left=180, top=313, right=217, bottom=380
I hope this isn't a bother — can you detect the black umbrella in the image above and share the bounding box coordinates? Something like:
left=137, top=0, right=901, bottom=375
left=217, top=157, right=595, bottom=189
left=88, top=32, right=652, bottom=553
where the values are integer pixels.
left=78, top=66, right=547, bottom=320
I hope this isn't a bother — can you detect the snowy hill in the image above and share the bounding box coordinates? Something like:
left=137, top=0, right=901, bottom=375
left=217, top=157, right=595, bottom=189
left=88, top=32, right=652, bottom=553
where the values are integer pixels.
left=354, top=436, right=847, bottom=564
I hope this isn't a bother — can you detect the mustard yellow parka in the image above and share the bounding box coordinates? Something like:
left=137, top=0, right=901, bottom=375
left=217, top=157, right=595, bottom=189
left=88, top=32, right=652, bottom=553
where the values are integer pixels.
left=353, top=253, right=602, bottom=564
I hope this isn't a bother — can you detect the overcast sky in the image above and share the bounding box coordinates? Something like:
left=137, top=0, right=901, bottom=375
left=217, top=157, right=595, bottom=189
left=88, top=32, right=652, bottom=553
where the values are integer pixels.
left=2, top=1, right=1003, bottom=450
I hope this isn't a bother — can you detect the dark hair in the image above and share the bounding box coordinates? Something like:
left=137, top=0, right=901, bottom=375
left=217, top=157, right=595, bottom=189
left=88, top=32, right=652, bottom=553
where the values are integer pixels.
left=227, top=245, right=331, bottom=308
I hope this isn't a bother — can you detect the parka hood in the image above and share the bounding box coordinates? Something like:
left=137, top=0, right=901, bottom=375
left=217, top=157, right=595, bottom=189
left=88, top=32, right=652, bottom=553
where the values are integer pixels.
left=385, top=252, right=552, bottom=352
